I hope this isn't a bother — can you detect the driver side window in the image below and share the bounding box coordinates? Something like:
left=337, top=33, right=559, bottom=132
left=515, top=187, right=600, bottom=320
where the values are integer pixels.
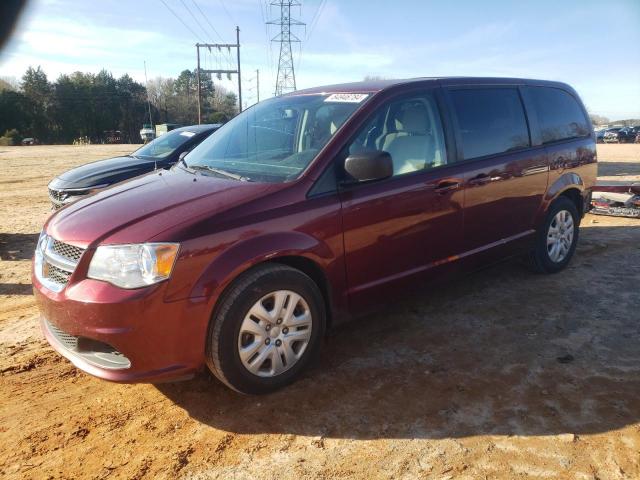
left=348, top=92, right=447, bottom=176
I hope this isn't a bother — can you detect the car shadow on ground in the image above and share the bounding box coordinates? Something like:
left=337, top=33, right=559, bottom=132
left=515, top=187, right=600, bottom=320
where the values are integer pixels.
left=0, top=283, right=33, bottom=295
left=0, top=233, right=39, bottom=261
left=157, top=224, right=640, bottom=439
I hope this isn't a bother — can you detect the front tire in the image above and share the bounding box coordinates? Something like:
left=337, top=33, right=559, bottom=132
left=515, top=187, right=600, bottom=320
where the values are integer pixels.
left=527, top=196, right=579, bottom=274
left=206, top=263, right=326, bottom=394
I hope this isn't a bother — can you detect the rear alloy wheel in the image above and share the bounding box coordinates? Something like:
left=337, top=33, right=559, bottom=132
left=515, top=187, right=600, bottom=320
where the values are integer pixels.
left=527, top=196, right=579, bottom=274
left=546, top=210, right=574, bottom=263
left=206, top=264, right=325, bottom=394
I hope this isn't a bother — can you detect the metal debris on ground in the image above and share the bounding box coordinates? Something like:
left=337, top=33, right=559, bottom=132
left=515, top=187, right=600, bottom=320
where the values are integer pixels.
left=590, top=183, right=640, bottom=218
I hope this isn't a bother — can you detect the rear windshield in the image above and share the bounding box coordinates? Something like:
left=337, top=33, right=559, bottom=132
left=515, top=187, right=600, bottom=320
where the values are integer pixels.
left=133, top=129, right=197, bottom=159
left=184, top=94, right=366, bottom=182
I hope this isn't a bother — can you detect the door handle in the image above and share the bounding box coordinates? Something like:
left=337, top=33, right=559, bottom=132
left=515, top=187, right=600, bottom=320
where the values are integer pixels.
left=468, top=174, right=491, bottom=186
left=468, top=173, right=503, bottom=186
left=433, top=179, right=462, bottom=194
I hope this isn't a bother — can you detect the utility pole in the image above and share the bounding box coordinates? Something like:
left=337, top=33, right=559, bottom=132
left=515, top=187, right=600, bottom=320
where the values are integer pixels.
left=143, top=61, right=154, bottom=129
left=236, top=26, right=242, bottom=113
left=267, top=1, right=304, bottom=96
left=195, top=27, right=242, bottom=124
left=256, top=69, right=260, bottom=102
left=196, top=49, right=201, bottom=124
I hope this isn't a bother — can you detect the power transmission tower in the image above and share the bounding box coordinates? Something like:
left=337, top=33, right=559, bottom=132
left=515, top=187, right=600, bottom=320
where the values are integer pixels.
left=195, top=26, right=242, bottom=124
left=267, top=1, right=304, bottom=96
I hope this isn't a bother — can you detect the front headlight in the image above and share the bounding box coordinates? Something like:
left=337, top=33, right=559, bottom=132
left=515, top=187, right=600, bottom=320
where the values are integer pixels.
left=88, top=243, right=179, bottom=289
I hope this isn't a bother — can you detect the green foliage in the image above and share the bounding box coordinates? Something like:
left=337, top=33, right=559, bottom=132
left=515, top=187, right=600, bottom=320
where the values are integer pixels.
left=0, top=66, right=240, bottom=144
left=147, top=70, right=237, bottom=126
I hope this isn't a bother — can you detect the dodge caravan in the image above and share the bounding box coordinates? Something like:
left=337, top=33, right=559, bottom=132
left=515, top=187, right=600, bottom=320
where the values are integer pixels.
left=33, top=77, right=597, bottom=394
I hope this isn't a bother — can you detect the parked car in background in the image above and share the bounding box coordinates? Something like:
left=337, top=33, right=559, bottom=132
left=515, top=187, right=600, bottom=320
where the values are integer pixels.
left=47, top=124, right=221, bottom=209
left=616, top=127, right=639, bottom=143
left=595, top=129, right=607, bottom=143
left=34, top=77, right=596, bottom=394
left=602, top=127, right=623, bottom=143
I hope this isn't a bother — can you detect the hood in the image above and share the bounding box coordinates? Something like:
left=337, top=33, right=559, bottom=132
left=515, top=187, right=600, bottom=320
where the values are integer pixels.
left=51, top=155, right=159, bottom=190
left=45, top=168, right=283, bottom=246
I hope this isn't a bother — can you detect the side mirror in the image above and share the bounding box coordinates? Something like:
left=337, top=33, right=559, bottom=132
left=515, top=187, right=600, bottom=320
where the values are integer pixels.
left=344, top=150, right=393, bottom=182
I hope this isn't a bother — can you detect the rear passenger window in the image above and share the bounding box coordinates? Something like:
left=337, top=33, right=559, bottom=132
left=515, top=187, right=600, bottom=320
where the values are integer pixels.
left=449, top=88, right=530, bottom=160
left=529, top=87, right=590, bottom=144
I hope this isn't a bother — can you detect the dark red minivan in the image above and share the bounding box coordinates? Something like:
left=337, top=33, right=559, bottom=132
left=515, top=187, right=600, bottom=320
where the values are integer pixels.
left=33, top=77, right=597, bottom=393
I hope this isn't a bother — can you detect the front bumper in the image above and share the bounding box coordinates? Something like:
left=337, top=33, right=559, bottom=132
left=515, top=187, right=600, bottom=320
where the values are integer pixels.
left=33, top=270, right=212, bottom=383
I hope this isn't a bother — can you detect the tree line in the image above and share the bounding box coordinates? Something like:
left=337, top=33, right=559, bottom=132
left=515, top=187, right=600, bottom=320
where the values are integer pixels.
left=0, top=66, right=238, bottom=145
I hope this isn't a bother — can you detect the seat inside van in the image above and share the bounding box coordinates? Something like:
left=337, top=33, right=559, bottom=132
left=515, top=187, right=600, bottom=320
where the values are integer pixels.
left=376, top=99, right=445, bottom=175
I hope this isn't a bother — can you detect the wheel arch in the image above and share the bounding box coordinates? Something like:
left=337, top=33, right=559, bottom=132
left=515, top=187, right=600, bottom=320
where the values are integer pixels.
left=536, top=172, right=586, bottom=228
left=191, top=232, right=342, bottom=330
left=267, top=255, right=334, bottom=329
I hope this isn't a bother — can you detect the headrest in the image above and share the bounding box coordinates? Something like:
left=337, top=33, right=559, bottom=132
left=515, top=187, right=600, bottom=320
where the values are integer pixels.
left=400, top=106, right=428, bottom=133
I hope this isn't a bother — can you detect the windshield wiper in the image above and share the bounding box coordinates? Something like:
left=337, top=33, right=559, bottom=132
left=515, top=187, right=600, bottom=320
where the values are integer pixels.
left=190, top=165, right=249, bottom=181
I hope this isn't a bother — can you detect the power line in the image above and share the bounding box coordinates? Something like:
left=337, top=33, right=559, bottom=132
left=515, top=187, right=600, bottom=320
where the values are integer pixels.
left=179, top=0, right=212, bottom=42
left=191, top=0, right=225, bottom=43
left=194, top=0, right=234, bottom=68
left=216, top=0, right=237, bottom=26
left=158, top=0, right=205, bottom=43
left=306, top=0, right=326, bottom=43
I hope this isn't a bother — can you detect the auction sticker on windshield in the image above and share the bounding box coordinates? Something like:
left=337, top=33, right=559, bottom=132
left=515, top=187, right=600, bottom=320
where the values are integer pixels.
left=180, top=131, right=196, bottom=137
left=324, top=93, right=369, bottom=103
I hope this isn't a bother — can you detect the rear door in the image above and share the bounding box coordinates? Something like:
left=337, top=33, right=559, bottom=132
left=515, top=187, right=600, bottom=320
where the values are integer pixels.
left=444, top=86, right=549, bottom=261
left=338, top=89, right=466, bottom=311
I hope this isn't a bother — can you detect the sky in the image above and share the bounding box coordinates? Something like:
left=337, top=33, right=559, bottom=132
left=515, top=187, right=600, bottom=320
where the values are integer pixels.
left=1, top=0, right=639, bottom=119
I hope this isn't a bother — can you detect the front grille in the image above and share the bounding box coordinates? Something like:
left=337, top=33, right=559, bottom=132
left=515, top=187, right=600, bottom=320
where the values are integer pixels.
left=47, top=320, right=78, bottom=350
left=51, top=239, right=83, bottom=262
left=47, top=263, right=72, bottom=285
left=44, top=319, right=131, bottom=369
left=36, top=237, right=85, bottom=290
left=48, top=188, right=65, bottom=202
left=48, top=188, right=68, bottom=209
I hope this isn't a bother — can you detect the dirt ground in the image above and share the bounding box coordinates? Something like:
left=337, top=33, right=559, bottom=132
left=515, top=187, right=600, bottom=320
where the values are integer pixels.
left=0, top=144, right=639, bottom=479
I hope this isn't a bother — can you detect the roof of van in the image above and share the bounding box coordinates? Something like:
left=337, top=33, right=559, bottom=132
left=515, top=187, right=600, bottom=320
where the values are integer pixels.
left=289, top=77, right=574, bottom=96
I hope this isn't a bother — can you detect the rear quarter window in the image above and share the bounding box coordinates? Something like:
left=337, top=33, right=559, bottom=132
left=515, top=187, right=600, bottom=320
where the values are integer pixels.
left=449, top=88, right=530, bottom=161
left=529, top=87, right=590, bottom=144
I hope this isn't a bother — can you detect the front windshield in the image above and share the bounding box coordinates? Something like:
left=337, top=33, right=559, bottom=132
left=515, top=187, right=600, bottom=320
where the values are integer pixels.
left=184, top=94, right=367, bottom=182
left=133, top=129, right=196, bottom=159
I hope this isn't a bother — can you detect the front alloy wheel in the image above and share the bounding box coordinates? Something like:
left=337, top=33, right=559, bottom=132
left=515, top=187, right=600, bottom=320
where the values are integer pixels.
left=206, top=264, right=325, bottom=394
left=238, top=291, right=312, bottom=377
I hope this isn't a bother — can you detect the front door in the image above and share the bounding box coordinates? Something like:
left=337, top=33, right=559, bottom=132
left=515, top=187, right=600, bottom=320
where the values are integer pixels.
left=338, top=90, right=465, bottom=311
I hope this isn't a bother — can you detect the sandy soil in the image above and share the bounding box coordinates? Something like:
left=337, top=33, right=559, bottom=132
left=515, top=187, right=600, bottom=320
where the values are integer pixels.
left=0, top=144, right=639, bottom=479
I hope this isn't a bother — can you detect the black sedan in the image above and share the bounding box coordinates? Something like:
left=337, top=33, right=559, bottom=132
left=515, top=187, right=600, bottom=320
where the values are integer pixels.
left=47, top=124, right=221, bottom=209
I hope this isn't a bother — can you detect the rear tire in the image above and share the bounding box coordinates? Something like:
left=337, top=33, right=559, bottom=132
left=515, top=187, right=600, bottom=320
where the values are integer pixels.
left=527, top=196, right=579, bottom=274
left=206, top=263, right=326, bottom=394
